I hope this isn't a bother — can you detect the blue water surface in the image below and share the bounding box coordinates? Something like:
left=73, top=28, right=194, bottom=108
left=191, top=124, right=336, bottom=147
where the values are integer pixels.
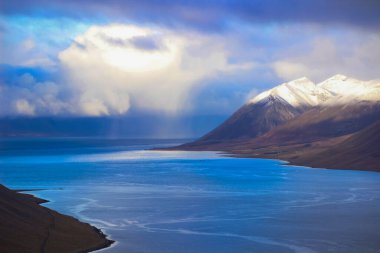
left=0, top=138, right=379, bottom=253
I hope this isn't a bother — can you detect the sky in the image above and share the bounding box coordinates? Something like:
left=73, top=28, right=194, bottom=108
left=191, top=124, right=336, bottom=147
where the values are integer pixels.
left=0, top=0, right=380, bottom=136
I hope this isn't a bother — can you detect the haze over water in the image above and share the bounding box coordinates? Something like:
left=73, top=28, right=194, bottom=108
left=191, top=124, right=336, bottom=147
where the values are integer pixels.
left=0, top=138, right=379, bottom=253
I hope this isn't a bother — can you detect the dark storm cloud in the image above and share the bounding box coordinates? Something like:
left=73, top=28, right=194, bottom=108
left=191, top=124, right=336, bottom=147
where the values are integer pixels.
left=1, top=0, right=380, bottom=29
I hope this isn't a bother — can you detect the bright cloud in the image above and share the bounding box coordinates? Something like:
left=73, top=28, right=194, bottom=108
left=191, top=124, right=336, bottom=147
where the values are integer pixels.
left=0, top=73, right=70, bottom=116
left=14, top=99, right=35, bottom=115
left=58, top=24, right=252, bottom=116
left=1, top=18, right=379, bottom=118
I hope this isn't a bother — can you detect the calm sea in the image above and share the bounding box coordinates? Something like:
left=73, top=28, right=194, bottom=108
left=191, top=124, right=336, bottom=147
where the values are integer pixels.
left=0, top=138, right=379, bottom=253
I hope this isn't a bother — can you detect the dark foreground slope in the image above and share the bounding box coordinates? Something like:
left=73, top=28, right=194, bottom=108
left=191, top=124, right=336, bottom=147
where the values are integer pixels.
left=0, top=184, right=113, bottom=253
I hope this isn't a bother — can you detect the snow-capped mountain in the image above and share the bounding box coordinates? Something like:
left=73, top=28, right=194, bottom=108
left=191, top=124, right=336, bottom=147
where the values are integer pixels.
left=186, top=74, right=380, bottom=146
left=177, top=74, right=380, bottom=171
left=317, top=74, right=380, bottom=104
left=248, top=77, right=333, bottom=107
left=248, top=74, right=380, bottom=108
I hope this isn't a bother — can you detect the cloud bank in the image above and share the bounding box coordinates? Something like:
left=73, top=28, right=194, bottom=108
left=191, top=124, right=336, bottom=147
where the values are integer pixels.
left=59, top=24, right=253, bottom=116
left=0, top=24, right=253, bottom=116
left=0, top=72, right=69, bottom=116
left=1, top=1, right=380, bottom=118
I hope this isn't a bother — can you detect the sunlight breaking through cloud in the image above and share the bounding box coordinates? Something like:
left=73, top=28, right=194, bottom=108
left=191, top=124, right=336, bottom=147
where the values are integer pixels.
left=58, top=24, right=252, bottom=116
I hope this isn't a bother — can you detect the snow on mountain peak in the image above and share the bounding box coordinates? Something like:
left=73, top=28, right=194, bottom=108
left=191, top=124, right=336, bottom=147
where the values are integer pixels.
left=318, top=74, right=360, bottom=93
left=325, top=74, right=348, bottom=81
left=249, top=77, right=332, bottom=107
left=318, top=75, right=380, bottom=102
left=249, top=74, right=380, bottom=108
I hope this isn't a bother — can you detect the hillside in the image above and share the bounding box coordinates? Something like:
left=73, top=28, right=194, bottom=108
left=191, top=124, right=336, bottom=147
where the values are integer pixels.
left=0, top=185, right=113, bottom=253
left=187, top=77, right=328, bottom=145
left=249, top=101, right=380, bottom=147
left=235, top=119, right=380, bottom=171
left=292, top=120, right=380, bottom=171
left=186, top=75, right=380, bottom=148
left=173, top=75, right=380, bottom=171
left=197, top=96, right=305, bottom=142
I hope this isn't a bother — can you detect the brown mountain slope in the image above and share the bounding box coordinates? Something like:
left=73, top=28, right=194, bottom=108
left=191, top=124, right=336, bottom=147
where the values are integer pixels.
left=207, top=120, right=380, bottom=171
left=170, top=75, right=380, bottom=171
left=291, top=119, right=380, bottom=171
left=237, top=101, right=380, bottom=148
left=184, top=96, right=307, bottom=147
left=177, top=101, right=380, bottom=153
left=0, top=185, right=113, bottom=253
left=169, top=102, right=380, bottom=171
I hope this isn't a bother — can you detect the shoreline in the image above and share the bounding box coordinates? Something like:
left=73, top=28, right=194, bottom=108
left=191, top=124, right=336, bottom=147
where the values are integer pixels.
left=32, top=190, right=116, bottom=253
left=15, top=188, right=115, bottom=253
left=227, top=150, right=380, bottom=172
left=157, top=145, right=380, bottom=172
left=0, top=184, right=114, bottom=253
left=164, top=119, right=380, bottom=172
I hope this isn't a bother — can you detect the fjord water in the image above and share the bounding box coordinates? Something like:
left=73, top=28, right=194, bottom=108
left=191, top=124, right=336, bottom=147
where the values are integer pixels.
left=0, top=139, right=380, bottom=253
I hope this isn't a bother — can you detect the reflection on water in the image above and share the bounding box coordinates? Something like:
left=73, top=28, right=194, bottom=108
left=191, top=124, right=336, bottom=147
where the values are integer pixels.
left=0, top=138, right=379, bottom=253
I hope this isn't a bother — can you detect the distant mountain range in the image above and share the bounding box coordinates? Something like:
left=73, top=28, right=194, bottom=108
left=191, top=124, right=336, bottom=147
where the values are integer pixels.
left=176, top=75, right=380, bottom=171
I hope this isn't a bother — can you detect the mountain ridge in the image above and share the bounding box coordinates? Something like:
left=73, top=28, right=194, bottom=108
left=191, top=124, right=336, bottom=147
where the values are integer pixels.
left=188, top=74, right=380, bottom=145
left=174, top=74, right=380, bottom=171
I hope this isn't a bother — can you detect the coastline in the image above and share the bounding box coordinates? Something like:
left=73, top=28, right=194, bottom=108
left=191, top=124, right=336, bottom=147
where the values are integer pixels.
left=159, top=143, right=380, bottom=172
left=0, top=184, right=114, bottom=253
left=226, top=147, right=380, bottom=172
left=164, top=119, right=380, bottom=172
